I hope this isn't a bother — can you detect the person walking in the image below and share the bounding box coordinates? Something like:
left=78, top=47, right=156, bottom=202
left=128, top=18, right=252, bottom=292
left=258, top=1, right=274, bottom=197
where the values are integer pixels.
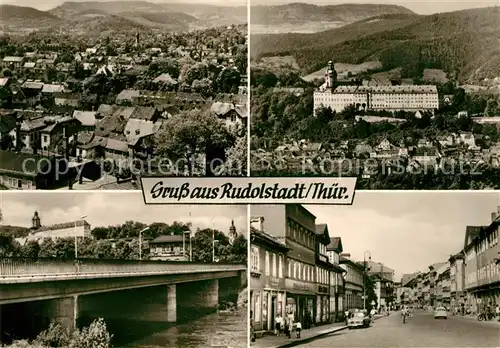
left=495, top=304, right=499, bottom=322
left=295, top=321, right=302, bottom=338
left=275, top=313, right=283, bottom=336
left=287, top=312, right=294, bottom=339
left=344, top=309, right=350, bottom=325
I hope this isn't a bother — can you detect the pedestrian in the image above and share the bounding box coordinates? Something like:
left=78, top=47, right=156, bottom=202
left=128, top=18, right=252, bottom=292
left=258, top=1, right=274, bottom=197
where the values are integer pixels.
left=344, top=309, right=350, bottom=325
left=287, top=312, right=294, bottom=338
left=495, top=304, right=499, bottom=322
left=295, top=321, right=302, bottom=338
left=250, top=311, right=255, bottom=342
left=275, top=313, right=283, bottom=336
left=283, top=313, right=290, bottom=338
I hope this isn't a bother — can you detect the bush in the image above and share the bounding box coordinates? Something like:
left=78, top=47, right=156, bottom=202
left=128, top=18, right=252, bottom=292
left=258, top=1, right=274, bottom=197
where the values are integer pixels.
left=35, top=322, right=71, bottom=347
left=70, top=318, right=113, bottom=348
left=30, top=319, right=112, bottom=348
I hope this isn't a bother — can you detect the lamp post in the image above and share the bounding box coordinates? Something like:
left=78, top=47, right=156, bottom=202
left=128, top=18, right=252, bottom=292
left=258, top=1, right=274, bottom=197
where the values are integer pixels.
left=74, top=215, right=87, bottom=259
left=363, top=251, right=372, bottom=310
left=139, top=227, right=150, bottom=261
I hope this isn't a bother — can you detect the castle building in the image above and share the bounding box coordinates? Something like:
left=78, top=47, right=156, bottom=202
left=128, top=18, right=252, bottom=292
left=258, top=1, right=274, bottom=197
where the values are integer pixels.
left=313, top=61, right=440, bottom=115
left=16, top=211, right=91, bottom=245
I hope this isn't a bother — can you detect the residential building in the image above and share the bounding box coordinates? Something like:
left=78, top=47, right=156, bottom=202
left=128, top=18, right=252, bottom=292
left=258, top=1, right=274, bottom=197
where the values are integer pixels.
left=16, top=211, right=91, bottom=245
left=251, top=205, right=319, bottom=326
left=315, top=224, right=333, bottom=324
left=326, top=237, right=346, bottom=321
left=449, top=252, right=465, bottom=310
left=250, top=220, right=289, bottom=333
left=149, top=232, right=191, bottom=261
left=428, top=262, right=447, bottom=307
left=464, top=208, right=500, bottom=312
left=436, top=263, right=451, bottom=308
left=313, top=61, right=439, bottom=114
left=339, top=254, right=364, bottom=311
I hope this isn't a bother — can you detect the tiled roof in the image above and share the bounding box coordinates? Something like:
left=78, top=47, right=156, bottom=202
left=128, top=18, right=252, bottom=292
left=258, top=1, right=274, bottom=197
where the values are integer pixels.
left=328, top=85, right=438, bottom=95
left=105, top=138, right=129, bottom=152
left=116, top=89, right=140, bottom=101
left=21, top=81, right=44, bottom=90
left=124, top=119, right=162, bottom=145
left=153, top=73, right=177, bottom=84
left=96, top=104, right=119, bottom=118
left=95, top=107, right=135, bottom=138
left=130, top=106, right=156, bottom=121
left=42, top=84, right=65, bottom=94
left=327, top=237, right=343, bottom=252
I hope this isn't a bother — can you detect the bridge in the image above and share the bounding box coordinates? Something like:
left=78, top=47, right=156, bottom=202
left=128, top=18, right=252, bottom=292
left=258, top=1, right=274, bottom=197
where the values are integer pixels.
left=0, top=258, right=247, bottom=343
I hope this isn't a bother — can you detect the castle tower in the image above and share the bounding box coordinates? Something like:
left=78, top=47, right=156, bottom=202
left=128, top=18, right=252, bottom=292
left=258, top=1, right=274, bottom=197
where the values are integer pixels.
left=325, top=60, right=337, bottom=89
left=229, top=219, right=237, bottom=245
left=31, top=211, right=41, bottom=230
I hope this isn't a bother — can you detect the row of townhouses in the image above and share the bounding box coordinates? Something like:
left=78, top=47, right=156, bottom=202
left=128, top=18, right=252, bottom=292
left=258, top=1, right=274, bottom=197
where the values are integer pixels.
left=250, top=204, right=395, bottom=334
left=398, top=207, right=500, bottom=313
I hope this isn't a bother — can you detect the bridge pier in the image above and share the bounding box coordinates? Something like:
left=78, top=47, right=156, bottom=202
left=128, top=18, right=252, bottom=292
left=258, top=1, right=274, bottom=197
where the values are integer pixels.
left=50, top=296, right=78, bottom=331
left=167, top=285, right=176, bottom=323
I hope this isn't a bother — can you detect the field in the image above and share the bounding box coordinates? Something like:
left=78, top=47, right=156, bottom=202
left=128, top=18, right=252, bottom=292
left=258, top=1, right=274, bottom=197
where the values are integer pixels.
left=423, top=69, right=449, bottom=84
left=302, top=60, right=382, bottom=81
left=250, top=21, right=345, bottom=34
left=254, top=55, right=301, bottom=71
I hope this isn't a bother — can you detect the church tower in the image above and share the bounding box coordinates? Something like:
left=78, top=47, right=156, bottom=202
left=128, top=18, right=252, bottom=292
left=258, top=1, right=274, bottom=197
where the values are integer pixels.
left=31, top=211, right=41, bottom=230
left=229, top=220, right=237, bottom=245
left=325, top=60, right=337, bottom=90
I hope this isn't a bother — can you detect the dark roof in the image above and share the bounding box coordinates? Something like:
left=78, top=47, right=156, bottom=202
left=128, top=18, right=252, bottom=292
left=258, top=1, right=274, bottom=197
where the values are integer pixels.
left=327, top=237, right=343, bottom=253
left=251, top=226, right=289, bottom=252
left=130, top=106, right=156, bottom=121
left=150, top=235, right=185, bottom=244
left=36, top=220, right=90, bottom=232
left=0, top=150, right=51, bottom=177
left=315, top=223, right=330, bottom=243
left=339, top=257, right=364, bottom=272
left=464, top=225, right=482, bottom=249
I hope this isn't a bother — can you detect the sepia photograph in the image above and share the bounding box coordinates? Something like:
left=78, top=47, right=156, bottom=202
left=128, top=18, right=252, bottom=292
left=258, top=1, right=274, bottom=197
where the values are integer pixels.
left=249, top=0, right=500, bottom=189
left=0, top=191, right=248, bottom=347
left=249, top=194, right=500, bottom=347
left=0, top=0, right=248, bottom=190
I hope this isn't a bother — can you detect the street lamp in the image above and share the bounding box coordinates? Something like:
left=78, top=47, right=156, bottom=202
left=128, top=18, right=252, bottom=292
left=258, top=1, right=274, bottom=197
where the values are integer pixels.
left=139, top=227, right=150, bottom=261
left=74, top=214, right=87, bottom=259
left=363, top=251, right=372, bottom=310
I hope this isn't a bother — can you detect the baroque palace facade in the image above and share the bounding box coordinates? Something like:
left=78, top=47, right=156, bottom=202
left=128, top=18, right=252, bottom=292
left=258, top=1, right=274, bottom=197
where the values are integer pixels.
left=313, top=61, right=440, bottom=114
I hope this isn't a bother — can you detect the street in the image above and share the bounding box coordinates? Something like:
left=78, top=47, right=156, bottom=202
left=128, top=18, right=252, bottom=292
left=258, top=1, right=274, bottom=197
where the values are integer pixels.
left=298, top=311, right=500, bottom=347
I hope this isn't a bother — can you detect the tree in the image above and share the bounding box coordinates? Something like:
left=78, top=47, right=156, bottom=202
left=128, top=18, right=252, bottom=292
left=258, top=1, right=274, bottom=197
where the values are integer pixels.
left=363, top=274, right=378, bottom=312
left=227, top=234, right=247, bottom=263
left=39, top=238, right=56, bottom=258
left=21, top=240, right=40, bottom=258
left=154, top=109, right=235, bottom=175
left=223, top=136, right=247, bottom=176
left=0, top=235, right=21, bottom=257
left=191, top=228, right=229, bottom=263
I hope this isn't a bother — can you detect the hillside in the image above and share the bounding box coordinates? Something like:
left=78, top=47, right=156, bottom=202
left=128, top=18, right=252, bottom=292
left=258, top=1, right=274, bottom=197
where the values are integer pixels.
left=252, top=13, right=421, bottom=58
left=48, top=1, right=166, bottom=17
left=251, top=3, right=415, bottom=24
left=0, top=225, right=30, bottom=238
left=253, top=7, right=500, bottom=82
left=0, top=4, right=59, bottom=20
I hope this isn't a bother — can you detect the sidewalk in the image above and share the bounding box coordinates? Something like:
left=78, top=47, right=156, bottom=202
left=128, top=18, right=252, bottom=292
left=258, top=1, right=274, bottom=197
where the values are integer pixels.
left=453, top=314, right=500, bottom=325
left=251, top=314, right=388, bottom=348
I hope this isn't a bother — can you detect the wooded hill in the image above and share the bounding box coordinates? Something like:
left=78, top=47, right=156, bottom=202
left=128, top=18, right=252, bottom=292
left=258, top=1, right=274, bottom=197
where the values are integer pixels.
left=252, top=7, right=500, bottom=82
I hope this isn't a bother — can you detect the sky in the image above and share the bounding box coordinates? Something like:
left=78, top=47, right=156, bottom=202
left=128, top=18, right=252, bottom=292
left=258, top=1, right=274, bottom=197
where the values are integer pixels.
left=250, top=0, right=499, bottom=15
left=3, top=0, right=497, bottom=13
left=305, top=192, right=500, bottom=282
left=1, top=0, right=246, bottom=11
left=0, top=192, right=247, bottom=236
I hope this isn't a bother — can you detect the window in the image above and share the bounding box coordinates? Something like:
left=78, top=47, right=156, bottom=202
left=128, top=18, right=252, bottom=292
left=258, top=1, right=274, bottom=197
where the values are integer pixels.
left=272, top=253, right=276, bottom=277
left=265, top=251, right=270, bottom=276
left=251, top=246, right=259, bottom=273
left=279, top=255, right=283, bottom=278
left=17, top=179, right=22, bottom=188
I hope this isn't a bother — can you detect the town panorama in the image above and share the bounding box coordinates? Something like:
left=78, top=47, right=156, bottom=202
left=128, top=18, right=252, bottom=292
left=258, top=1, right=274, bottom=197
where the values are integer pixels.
left=250, top=2, right=500, bottom=189
left=0, top=0, right=248, bottom=190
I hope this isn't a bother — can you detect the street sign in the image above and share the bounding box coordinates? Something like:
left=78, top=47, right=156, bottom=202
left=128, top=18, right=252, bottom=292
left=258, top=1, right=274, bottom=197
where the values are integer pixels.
left=371, top=300, right=376, bottom=306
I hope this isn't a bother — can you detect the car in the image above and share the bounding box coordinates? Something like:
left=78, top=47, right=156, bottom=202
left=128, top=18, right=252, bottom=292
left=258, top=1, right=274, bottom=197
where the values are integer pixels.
left=434, top=306, right=447, bottom=319
left=348, top=312, right=371, bottom=329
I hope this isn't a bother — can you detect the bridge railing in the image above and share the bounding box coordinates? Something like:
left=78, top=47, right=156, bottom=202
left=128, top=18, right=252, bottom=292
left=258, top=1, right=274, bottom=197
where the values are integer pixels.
left=0, top=257, right=246, bottom=278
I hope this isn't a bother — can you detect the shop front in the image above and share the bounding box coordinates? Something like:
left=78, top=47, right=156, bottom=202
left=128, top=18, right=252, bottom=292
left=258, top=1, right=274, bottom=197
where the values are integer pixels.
left=285, top=278, right=316, bottom=327
left=316, top=284, right=330, bottom=324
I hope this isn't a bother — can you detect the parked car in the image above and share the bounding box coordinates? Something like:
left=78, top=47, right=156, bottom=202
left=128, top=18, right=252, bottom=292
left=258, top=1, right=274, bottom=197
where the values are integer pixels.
left=434, top=307, right=447, bottom=319
left=348, top=312, right=371, bottom=329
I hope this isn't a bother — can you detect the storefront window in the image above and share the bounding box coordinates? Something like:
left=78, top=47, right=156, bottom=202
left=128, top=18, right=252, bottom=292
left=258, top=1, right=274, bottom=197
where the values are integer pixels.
left=255, top=292, right=261, bottom=323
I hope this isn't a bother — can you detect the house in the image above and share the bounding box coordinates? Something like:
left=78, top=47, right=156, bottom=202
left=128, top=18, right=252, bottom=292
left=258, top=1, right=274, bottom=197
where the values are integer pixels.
left=75, top=132, right=107, bottom=158
left=105, top=138, right=130, bottom=160
left=116, top=89, right=140, bottom=104
left=124, top=118, right=162, bottom=157
left=129, top=106, right=160, bottom=122
left=153, top=73, right=177, bottom=85
left=0, top=150, right=71, bottom=189
left=95, top=106, right=135, bottom=138
left=0, top=77, right=10, bottom=87
left=39, top=115, right=79, bottom=153
left=9, top=117, right=46, bottom=151
left=2, top=56, right=24, bottom=69
left=95, top=104, right=119, bottom=120
left=371, top=139, right=400, bottom=159
left=149, top=233, right=192, bottom=261
left=21, top=81, right=44, bottom=98
left=436, top=135, right=454, bottom=147
left=458, top=133, right=476, bottom=149
left=413, top=147, right=439, bottom=165
left=55, top=93, right=80, bottom=107
left=210, top=101, right=247, bottom=128
left=41, top=84, right=65, bottom=95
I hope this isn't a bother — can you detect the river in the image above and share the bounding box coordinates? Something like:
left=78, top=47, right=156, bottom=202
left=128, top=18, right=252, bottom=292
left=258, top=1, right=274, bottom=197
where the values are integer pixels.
left=110, top=307, right=247, bottom=348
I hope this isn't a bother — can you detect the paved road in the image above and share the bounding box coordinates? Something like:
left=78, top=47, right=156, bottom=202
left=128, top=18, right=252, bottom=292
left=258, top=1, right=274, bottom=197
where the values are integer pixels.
left=299, top=311, right=499, bottom=347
